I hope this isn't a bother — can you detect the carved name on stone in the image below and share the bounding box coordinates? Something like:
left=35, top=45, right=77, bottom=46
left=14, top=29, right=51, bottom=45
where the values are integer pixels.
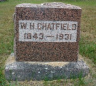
left=19, top=20, right=78, bottom=42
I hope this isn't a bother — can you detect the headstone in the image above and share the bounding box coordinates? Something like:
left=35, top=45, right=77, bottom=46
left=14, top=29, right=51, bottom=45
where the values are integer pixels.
left=5, top=2, right=89, bottom=81
left=14, top=2, right=82, bottom=61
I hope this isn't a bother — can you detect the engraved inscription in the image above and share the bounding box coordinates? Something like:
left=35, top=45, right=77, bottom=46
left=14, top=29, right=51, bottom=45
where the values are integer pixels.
left=19, top=20, right=78, bottom=42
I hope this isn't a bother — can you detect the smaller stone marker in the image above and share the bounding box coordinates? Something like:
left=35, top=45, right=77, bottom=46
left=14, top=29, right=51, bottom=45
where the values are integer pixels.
left=5, top=2, right=89, bottom=81
left=14, top=2, right=82, bottom=61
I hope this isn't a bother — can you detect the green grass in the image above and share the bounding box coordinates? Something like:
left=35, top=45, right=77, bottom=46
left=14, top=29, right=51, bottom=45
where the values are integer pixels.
left=0, top=0, right=96, bottom=86
left=80, top=39, right=96, bottom=63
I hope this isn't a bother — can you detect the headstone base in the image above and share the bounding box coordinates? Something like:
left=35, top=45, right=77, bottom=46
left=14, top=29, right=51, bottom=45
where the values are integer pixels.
left=5, top=53, right=89, bottom=81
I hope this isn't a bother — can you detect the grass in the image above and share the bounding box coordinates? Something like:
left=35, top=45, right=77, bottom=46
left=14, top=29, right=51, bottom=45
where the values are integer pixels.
left=0, top=0, right=96, bottom=86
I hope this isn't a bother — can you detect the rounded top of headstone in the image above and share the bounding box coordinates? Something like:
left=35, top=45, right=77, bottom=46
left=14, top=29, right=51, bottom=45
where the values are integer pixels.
left=16, top=2, right=81, bottom=9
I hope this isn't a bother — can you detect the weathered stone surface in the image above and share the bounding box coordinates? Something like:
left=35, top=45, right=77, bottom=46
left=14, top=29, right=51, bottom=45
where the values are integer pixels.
left=5, top=53, right=89, bottom=81
left=14, top=2, right=82, bottom=61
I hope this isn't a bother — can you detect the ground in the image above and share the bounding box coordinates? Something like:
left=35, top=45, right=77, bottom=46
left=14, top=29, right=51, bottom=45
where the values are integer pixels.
left=0, top=0, right=96, bottom=86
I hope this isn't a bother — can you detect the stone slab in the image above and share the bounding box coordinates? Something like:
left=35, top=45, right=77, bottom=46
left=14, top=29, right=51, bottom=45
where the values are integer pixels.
left=14, top=2, right=82, bottom=61
left=5, top=53, right=89, bottom=81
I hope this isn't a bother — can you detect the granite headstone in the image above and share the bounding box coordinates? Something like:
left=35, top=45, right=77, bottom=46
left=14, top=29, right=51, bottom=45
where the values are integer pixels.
left=5, top=2, right=89, bottom=81
left=14, top=2, right=82, bottom=61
